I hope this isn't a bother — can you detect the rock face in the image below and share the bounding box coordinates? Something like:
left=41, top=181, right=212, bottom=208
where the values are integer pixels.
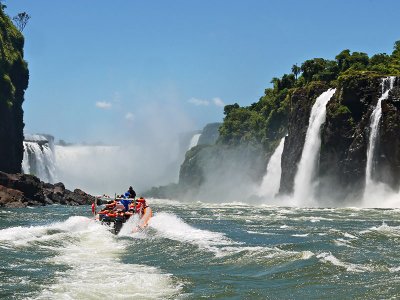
left=318, top=75, right=382, bottom=200
left=198, top=123, right=221, bottom=146
left=0, top=171, right=96, bottom=208
left=375, top=77, right=400, bottom=190
left=0, top=8, right=29, bottom=173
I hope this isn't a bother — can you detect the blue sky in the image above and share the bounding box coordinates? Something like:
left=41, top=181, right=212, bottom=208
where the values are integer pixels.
left=4, top=0, right=400, bottom=144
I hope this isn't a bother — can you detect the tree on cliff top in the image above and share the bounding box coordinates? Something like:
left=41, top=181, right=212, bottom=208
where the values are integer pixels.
left=13, top=12, right=30, bottom=32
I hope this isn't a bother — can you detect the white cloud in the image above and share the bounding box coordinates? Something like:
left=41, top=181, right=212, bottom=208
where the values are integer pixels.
left=125, top=112, right=134, bottom=121
left=188, top=97, right=209, bottom=106
left=96, top=101, right=112, bottom=109
left=188, top=97, right=225, bottom=107
left=213, top=97, right=225, bottom=107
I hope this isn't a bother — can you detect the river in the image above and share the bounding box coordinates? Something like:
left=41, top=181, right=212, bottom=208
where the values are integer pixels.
left=1, top=199, right=400, bottom=299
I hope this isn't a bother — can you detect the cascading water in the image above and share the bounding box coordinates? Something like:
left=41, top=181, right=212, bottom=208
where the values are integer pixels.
left=258, top=137, right=285, bottom=199
left=292, top=89, right=336, bottom=204
left=365, top=77, right=396, bottom=185
left=22, top=135, right=56, bottom=183
left=188, top=133, right=201, bottom=150
left=362, top=77, right=396, bottom=206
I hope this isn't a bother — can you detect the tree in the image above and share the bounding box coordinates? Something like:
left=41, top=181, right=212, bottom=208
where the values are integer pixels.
left=13, top=12, right=30, bottom=31
left=300, top=58, right=326, bottom=82
left=223, top=103, right=240, bottom=116
left=392, top=40, right=400, bottom=58
left=291, top=64, right=301, bottom=80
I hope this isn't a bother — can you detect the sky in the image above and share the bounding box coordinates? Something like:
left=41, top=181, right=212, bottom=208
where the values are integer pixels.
left=4, top=0, right=400, bottom=144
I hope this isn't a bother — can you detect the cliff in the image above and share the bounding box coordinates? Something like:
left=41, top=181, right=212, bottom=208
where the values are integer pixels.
left=319, top=75, right=400, bottom=199
left=0, top=7, right=29, bottom=173
left=275, top=74, right=400, bottom=202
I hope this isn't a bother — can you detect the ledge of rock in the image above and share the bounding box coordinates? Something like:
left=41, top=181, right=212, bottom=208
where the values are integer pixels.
left=0, top=171, right=96, bottom=208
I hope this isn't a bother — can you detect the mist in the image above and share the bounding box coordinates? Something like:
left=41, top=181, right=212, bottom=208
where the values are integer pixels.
left=179, top=145, right=266, bottom=203
left=54, top=97, right=197, bottom=196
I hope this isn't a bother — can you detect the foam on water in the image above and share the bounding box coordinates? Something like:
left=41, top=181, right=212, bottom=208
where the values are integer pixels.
left=317, top=252, right=372, bottom=273
left=3, top=216, right=181, bottom=299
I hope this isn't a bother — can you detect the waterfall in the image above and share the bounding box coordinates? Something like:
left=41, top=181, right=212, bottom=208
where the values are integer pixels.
left=365, top=77, right=396, bottom=185
left=293, top=89, right=336, bottom=204
left=258, top=137, right=285, bottom=198
left=188, top=133, right=201, bottom=150
left=22, top=135, right=56, bottom=183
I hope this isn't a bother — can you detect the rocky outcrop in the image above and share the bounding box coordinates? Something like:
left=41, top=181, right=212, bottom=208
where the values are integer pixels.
left=198, top=123, right=221, bottom=145
left=0, top=171, right=96, bottom=208
left=279, top=82, right=329, bottom=194
left=0, top=8, right=29, bottom=173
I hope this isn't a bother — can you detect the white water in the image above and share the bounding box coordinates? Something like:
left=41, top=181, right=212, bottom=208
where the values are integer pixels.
left=362, top=77, right=398, bottom=207
left=22, top=135, right=183, bottom=194
left=258, top=137, right=285, bottom=199
left=22, top=141, right=56, bottom=183
left=40, top=143, right=180, bottom=195
left=292, top=89, right=336, bottom=205
left=365, top=77, right=396, bottom=186
left=188, top=133, right=201, bottom=149
left=0, top=216, right=181, bottom=299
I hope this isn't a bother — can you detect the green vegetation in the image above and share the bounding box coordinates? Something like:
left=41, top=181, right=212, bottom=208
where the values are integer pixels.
left=0, top=5, right=29, bottom=108
left=218, top=41, right=400, bottom=153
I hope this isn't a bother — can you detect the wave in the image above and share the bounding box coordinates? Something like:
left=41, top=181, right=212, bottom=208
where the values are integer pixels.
left=316, top=252, right=373, bottom=273
left=149, top=212, right=235, bottom=256
left=360, top=222, right=400, bottom=237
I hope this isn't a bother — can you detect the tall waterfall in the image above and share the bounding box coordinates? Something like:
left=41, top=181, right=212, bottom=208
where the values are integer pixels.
left=361, top=77, right=397, bottom=207
left=22, top=135, right=56, bottom=183
left=365, top=77, right=396, bottom=185
left=293, top=89, right=336, bottom=204
left=188, top=133, right=201, bottom=150
left=258, top=137, right=285, bottom=198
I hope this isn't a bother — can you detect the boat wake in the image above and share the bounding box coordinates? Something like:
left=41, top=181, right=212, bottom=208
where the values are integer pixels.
left=0, top=216, right=181, bottom=300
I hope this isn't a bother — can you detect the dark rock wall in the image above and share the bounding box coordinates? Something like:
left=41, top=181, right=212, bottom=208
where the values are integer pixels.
left=376, top=77, right=400, bottom=190
left=318, top=75, right=382, bottom=200
left=0, top=8, right=29, bottom=173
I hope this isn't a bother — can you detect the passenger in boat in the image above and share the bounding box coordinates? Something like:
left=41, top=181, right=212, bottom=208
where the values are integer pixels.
left=127, top=186, right=136, bottom=199
left=135, top=197, right=148, bottom=215
left=119, top=196, right=131, bottom=212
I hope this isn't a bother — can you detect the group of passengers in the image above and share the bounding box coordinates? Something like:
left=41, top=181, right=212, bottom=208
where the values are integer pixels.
left=94, top=186, right=148, bottom=217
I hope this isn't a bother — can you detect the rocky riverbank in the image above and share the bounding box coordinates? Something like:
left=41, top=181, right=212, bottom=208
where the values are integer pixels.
left=0, top=171, right=96, bottom=208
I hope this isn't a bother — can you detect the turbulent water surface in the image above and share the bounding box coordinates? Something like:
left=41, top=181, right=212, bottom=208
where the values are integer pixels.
left=1, top=200, right=400, bottom=299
